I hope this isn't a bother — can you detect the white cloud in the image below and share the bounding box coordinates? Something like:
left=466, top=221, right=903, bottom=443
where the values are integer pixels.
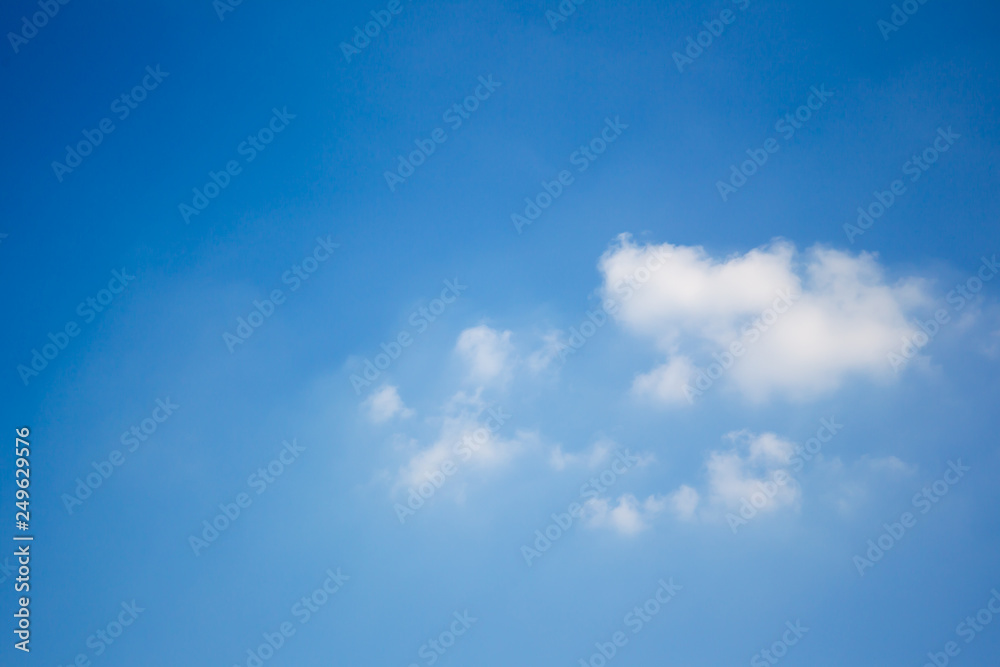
left=861, top=455, right=916, bottom=475
left=527, top=330, right=564, bottom=373
left=549, top=439, right=612, bottom=470
left=704, top=450, right=797, bottom=511
left=746, top=431, right=795, bottom=465
left=631, top=356, right=698, bottom=406
left=455, top=325, right=514, bottom=384
left=667, top=431, right=801, bottom=522
left=599, top=234, right=930, bottom=403
left=668, top=485, right=700, bottom=521
left=821, top=454, right=917, bottom=516
left=668, top=429, right=917, bottom=523
left=584, top=493, right=668, bottom=535
left=982, top=328, right=1000, bottom=359
left=395, top=391, right=523, bottom=492
left=362, top=385, right=414, bottom=423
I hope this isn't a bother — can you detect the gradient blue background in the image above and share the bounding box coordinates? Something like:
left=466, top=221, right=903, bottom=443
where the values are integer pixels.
left=2, top=0, right=999, bottom=665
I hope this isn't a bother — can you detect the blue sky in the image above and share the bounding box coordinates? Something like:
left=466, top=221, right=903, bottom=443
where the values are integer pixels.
left=2, top=0, right=1000, bottom=665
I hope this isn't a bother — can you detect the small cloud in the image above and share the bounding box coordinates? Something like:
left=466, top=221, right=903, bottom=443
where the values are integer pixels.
left=862, top=455, right=916, bottom=475
left=455, top=325, right=514, bottom=384
left=549, top=440, right=612, bottom=471
left=667, top=431, right=800, bottom=523
left=527, top=330, right=564, bottom=373
left=668, top=485, right=700, bottom=521
left=743, top=431, right=795, bottom=466
left=667, top=428, right=916, bottom=523
left=584, top=494, right=668, bottom=535
left=362, top=385, right=414, bottom=423
left=632, top=355, right=698, bottom=406
left=982, top=328, right=1000, bottom=359
left=395, top=398, right=523, bottom=492
left=822, top=454, right=916, bottom=516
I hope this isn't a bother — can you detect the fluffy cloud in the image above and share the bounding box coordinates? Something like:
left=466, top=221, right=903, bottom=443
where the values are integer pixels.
left=668, top=485, right=700, bottom=521
left=455, top=325, right=514, bottom=384
left=584, top=493, right=668, bottom=535
left=549, top=439, right=612, bottom=470
left=362, top=385, right=414, bottom=423
left=668, top=430, right=802, bottom=523
left=819, top=454, right=917, bottom=516
left=704, top=432, right=800, bottom=511
left=527, top=331, right=564, bottom=374
left=861, top=455, right=916, bottom=475
left=665, top=424, right=917, bottom=526
left=631, top=356, right=698, bottom=405
left=599, top=235, right=930, bottom=403
left=395, top=391, right=523, bottom=492
left=383, top=328, right=523, bottom=501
